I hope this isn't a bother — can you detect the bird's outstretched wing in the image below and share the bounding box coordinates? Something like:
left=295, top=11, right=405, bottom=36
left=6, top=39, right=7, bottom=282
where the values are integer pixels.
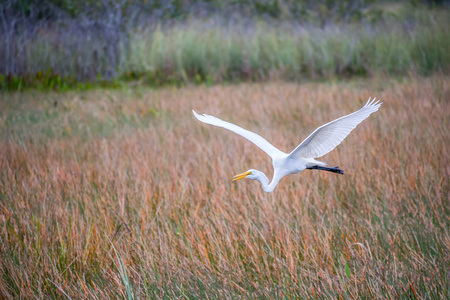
left=193, top=110, right=283, bottom=159
left=289, top=98, right=382, bottom=159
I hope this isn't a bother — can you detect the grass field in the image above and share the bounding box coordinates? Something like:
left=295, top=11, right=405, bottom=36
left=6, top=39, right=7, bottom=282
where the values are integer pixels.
left=0, top=76, right=449, bottom=298
left=2, top=4, right=450, bottom=90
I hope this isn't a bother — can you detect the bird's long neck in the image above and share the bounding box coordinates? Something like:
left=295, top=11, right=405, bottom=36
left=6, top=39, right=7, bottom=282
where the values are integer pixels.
left=254, top=170, right=281, bottom=193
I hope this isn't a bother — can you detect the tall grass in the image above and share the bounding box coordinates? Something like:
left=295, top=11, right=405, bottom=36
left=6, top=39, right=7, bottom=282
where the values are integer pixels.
left=126, top=17, right=450, bottom=83
left=1, top=5, right=449, bottom=90
left=0, top=76, right=448, bottom=298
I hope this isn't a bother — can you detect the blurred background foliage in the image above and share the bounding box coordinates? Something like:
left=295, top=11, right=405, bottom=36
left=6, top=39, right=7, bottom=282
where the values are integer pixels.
left=4, top=0, right=393, bottom=22
left=1, top=0, right=449, bottom=90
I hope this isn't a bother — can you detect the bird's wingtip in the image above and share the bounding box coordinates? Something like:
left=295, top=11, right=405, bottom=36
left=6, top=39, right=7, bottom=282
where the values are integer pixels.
left=192, top=110, right=201, bottom=119
left=364, top=97, right=382, bottom=108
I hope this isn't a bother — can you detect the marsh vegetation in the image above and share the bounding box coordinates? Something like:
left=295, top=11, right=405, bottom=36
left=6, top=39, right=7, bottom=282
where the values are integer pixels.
left=1, top=76, right=448, bottom=298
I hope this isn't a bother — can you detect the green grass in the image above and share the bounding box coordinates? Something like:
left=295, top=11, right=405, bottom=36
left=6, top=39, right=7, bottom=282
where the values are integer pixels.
left=2, top=4, right=449, bottom=91
left=122, top=13, right=450, bottom=83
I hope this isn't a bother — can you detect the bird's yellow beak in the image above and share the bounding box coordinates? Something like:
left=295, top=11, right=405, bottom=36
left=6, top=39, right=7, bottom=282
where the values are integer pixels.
left=232, top=171, right=251, bottom=181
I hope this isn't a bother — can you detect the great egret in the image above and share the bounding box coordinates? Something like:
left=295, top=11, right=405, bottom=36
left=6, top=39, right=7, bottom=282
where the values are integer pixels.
left=193, top=98, right=381, bottom=193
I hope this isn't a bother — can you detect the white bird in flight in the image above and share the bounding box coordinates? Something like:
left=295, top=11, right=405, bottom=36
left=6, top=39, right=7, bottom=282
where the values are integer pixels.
left=193, top=98, right=382, bottom=193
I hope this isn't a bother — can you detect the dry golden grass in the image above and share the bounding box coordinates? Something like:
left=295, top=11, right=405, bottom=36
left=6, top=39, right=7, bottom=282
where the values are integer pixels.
left=0, top=76, right=449, bottom=299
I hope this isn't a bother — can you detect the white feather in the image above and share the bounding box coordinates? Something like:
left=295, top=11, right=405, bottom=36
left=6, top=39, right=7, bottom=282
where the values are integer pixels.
left=289, top=98, right=382, bottom=159
left=192, top=110, right=284, bottom=159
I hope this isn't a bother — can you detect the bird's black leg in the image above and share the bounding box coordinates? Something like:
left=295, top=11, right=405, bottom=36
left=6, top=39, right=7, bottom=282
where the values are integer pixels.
left=307, top=165, right=344, bottom=175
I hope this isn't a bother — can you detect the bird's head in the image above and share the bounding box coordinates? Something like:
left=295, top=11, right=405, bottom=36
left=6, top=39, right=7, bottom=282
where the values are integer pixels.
left=232, top=169, right=269, bottom=184
left=232, top=169, right=274, bottom=192
left=232, top=169, right=256, bottom=181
